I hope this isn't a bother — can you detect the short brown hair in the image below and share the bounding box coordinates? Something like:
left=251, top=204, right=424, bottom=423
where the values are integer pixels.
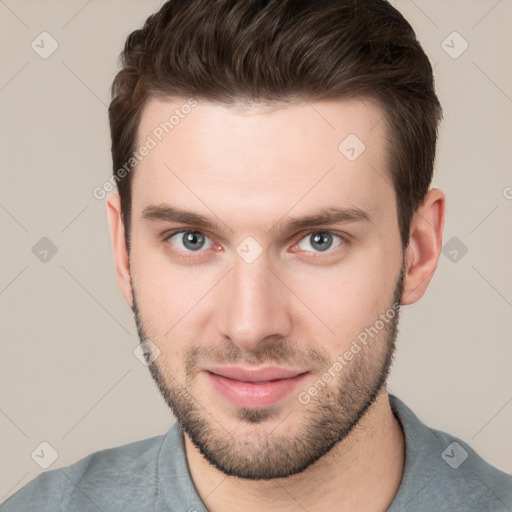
left=109, top=0, right=442, bottom=251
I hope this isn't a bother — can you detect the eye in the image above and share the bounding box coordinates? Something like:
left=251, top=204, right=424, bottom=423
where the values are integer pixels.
left=295, top=231, right=344, bottom=253
left=167, top=230, right=214, bottom=252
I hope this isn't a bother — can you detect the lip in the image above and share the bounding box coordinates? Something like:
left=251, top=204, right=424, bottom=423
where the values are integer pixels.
left=203, top=366, right=309, bottom=409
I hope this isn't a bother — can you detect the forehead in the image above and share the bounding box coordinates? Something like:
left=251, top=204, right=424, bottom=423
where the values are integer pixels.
left=130, top=96, right=394, bottom=230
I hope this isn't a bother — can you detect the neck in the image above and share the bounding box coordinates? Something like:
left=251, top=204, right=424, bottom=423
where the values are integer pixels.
left=183, top=388, right=405, bottom=512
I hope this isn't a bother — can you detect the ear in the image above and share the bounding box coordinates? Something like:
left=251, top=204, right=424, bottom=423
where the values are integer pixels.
left=106, top=193, right=133, bottom=307
left=401, top=188, right=445, bottom=305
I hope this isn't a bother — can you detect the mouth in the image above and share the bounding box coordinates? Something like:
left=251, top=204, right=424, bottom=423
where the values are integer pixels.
left=202, top=366, right=310, bottom=409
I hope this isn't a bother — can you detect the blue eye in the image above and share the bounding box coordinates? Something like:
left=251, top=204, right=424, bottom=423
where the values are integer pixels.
left=167, top=230, right=213, bottom=252
left=165, top=229, right=345, bottom=259
left=297, top=232, right=343, bottom=253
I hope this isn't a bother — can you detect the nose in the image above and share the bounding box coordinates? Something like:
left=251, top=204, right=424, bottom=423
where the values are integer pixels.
left=216, top=252, right=293, bottom=352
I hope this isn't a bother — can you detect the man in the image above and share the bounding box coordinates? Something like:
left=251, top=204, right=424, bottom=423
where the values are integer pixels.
left=2, top=0, right=511, bottom=510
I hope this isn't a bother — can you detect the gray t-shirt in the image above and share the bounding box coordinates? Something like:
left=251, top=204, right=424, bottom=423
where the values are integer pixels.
left=2, top=394, right=511, bottom=511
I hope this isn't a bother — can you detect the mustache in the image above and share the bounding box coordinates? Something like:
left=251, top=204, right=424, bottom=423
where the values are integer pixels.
left=185, top=337, right=330, bottom=375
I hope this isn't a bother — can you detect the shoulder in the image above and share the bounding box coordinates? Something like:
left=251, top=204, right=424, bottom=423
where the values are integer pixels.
left=427, top=424, right=512, bottom=509
left=0, top=433, right=167, bottom=512
left=389, top=394, right=512, bottom=511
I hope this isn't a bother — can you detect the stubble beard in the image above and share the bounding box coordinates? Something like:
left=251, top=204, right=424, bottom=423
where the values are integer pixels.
left=131, top=260, right=405, bottom=480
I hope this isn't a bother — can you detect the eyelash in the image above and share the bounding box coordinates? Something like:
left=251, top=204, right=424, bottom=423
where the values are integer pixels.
left=163, top=229, right=348, bottom=261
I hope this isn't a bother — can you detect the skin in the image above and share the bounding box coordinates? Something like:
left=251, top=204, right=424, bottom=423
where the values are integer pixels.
left=107, top=96, right=445, bottom=511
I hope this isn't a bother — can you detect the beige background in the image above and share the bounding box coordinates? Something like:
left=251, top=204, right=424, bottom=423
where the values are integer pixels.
left=1, top=0, right=511, bottom=502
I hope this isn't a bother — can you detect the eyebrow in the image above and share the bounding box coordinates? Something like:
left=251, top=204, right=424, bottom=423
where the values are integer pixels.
left=142, top=204, right=226, bottom=231
left=141, top=204, right=371, bottom=234
left=271, top=206, right=371, bottom=233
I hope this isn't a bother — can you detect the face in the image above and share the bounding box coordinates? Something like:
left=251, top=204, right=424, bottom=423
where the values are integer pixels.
left=126, top=97, right=405, bottom=479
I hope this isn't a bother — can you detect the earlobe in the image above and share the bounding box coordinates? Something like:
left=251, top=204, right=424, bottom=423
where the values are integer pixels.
left=401, top=188, right=445, bottom=306
left=106, top=193, right=133, bottom=307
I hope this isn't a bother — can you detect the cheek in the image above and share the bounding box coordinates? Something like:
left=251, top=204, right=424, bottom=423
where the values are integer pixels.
left=134, top=270, right=204, bottom=329
left=129, top=243, right=203, bottom=338
left=289, top=248, right=399, bottom=346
